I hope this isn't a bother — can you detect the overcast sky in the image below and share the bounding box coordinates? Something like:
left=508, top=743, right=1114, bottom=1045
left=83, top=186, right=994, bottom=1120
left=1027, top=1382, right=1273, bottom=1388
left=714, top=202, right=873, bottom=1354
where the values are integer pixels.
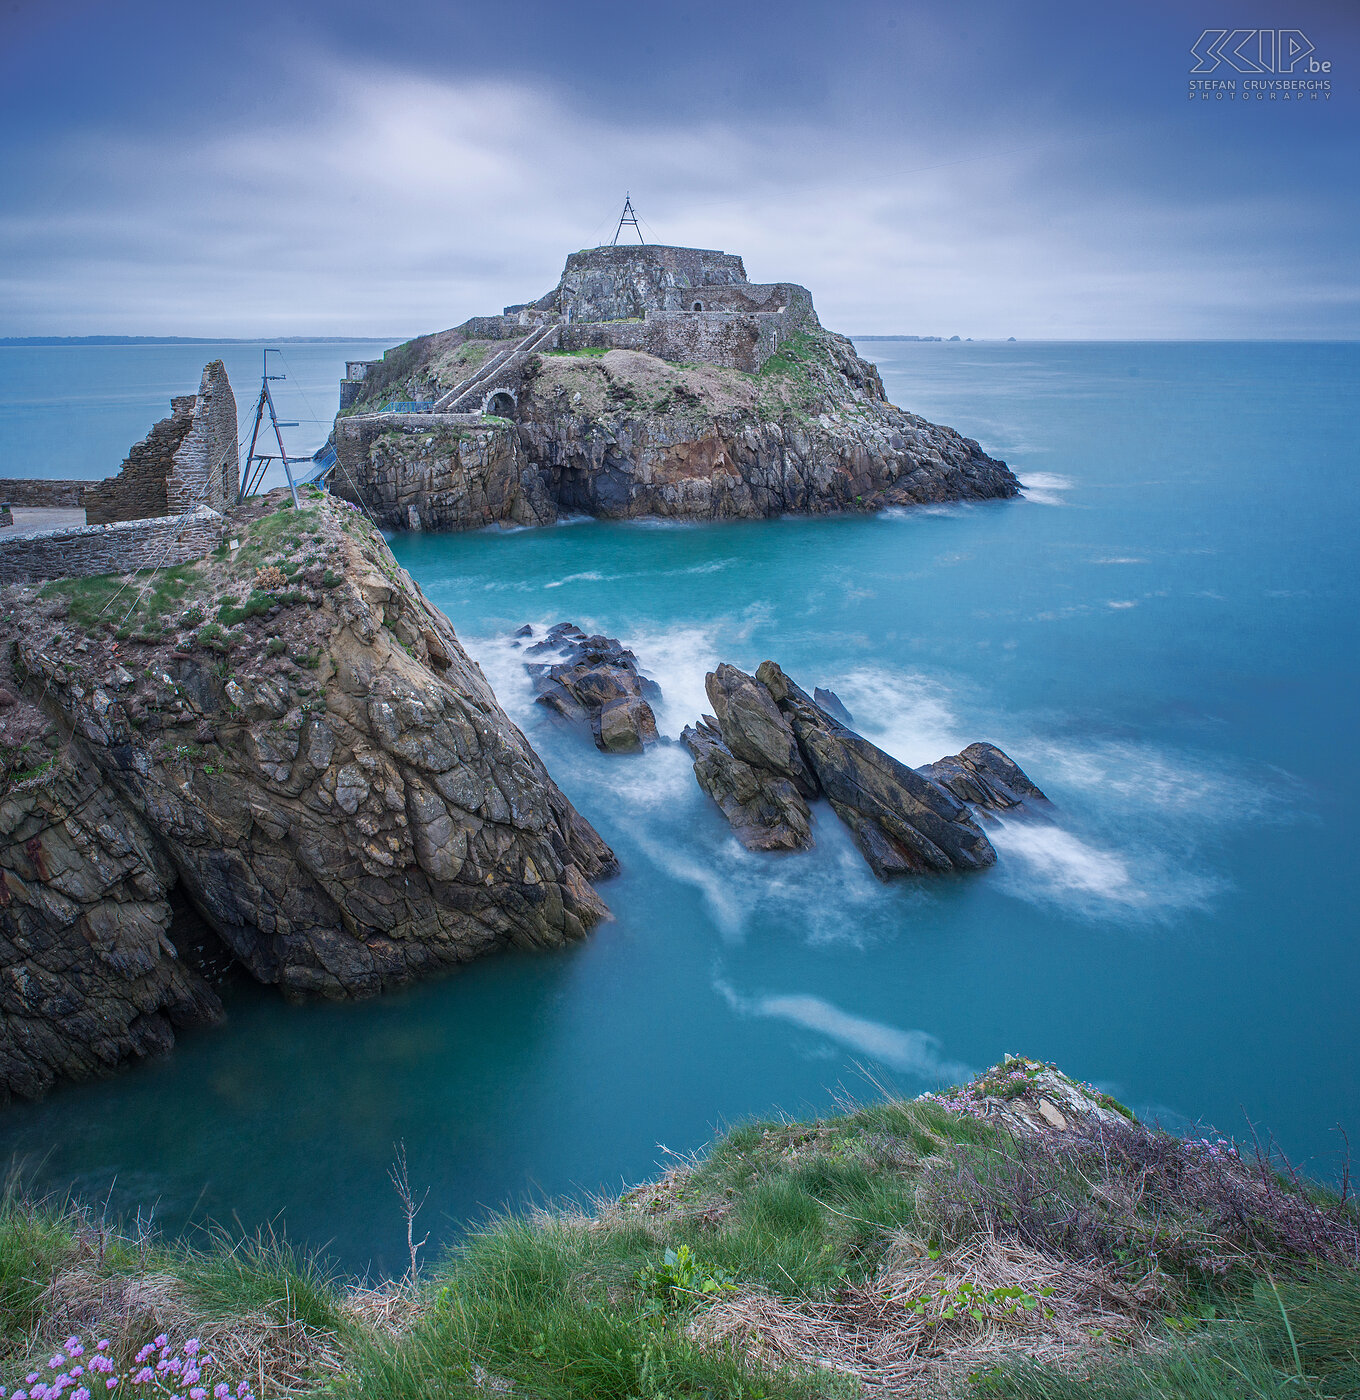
left=1, top=0, right=1356, bottom=338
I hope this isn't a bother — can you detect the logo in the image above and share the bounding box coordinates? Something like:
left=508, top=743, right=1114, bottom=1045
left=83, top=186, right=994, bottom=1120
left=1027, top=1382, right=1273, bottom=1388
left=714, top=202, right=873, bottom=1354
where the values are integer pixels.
left=1189, top=29, right=1329, bottom=74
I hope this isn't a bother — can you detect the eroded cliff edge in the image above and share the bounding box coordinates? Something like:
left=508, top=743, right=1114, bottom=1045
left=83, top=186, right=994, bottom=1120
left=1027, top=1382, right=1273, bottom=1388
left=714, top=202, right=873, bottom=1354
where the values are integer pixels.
left=0, top=490, right=615, bottom=1100
left=332, top=326, right=1019, bottom=530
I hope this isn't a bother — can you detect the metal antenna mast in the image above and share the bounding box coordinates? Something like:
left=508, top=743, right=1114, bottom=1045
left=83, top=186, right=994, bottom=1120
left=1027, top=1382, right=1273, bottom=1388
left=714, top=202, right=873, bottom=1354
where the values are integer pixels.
left=611, top=193, right=645, bottom=246
left=238, top=348, right=305, bottom=508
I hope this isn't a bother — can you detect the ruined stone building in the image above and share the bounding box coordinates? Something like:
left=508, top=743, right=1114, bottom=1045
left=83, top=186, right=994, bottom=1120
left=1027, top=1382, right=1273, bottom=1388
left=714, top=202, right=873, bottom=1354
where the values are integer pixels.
left=85, top=360, right=239, bottom=525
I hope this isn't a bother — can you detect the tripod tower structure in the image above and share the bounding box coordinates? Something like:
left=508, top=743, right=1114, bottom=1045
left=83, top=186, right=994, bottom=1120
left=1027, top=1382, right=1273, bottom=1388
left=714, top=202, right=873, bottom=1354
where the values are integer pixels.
left=610, top=193, right=645, bottom=246
left=238, top=349, right=307, bottom=507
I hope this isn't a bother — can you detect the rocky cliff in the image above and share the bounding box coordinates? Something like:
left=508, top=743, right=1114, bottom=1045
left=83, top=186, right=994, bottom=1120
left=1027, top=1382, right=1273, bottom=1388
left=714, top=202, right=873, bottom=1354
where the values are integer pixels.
left=0, top=490, right=615, bottom=1100
left=332, top=326, right=1019, bottom=530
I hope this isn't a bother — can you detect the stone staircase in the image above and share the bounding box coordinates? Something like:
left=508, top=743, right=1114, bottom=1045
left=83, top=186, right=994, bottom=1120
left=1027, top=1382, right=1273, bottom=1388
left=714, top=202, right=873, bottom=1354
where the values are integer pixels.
left=432, top=323, right=560, bottom=413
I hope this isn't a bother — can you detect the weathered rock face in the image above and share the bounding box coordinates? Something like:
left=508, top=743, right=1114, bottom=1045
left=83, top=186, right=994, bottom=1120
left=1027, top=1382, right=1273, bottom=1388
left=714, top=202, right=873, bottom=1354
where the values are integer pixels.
left=919, top=742, right=1049, bottom=812
left=334, top=328, right=1019, bottom=530
left=332, top=417, right=555, bottom=532
left=681, top=716, right=813, bottom=853
left=0, top=761, right=222, bottom=1102
left=685, top=660, right=1043, bottom=880
left=519, top=623, right=660, bottom=754
left=757, top=662, right=996, bottom=877
left=0, top=492, right=616, bottom=1099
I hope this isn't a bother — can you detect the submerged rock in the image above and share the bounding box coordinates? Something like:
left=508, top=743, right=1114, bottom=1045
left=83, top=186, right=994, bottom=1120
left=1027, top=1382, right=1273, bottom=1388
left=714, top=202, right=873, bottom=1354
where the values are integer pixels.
left=521, top=623, right=660, bottom=754
left=0, top=493, right=617, bottom=1100
left=686, top=659, right=1044, bottom=881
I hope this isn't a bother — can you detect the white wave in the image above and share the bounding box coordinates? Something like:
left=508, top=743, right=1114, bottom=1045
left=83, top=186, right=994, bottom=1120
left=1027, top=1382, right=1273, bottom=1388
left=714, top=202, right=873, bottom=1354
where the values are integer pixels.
left=824, top=666, right=968, bottom=768
left=1106, top=599, right=1138, bottom=609
left=543, top=570, right=608, bottom=589
left=1092, top=557, right=1147, bottom=565
left=1030, top=739, right=1295, bottom=820
left=1019, top=472, right=1075, bottom=505
left=715, top=982, right=971, bottom=1083
left=553, top=513, right=593, bottom=527
left=876, top=503, right=968, bottom=522
left=626, top=516, right=700, bottom=530
left=989, top=816, right=1220, bottom=919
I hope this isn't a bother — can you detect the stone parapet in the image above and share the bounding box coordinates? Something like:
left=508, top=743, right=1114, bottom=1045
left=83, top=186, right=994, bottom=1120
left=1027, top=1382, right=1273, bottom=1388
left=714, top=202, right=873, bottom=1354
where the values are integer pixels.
left=0, top=506, right=225, bottom=583
left=0, top=480, right=90, bottom=508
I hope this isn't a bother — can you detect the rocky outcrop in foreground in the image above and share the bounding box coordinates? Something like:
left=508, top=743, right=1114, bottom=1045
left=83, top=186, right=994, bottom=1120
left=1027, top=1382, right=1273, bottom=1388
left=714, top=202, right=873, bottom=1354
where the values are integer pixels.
left=0, top=491, right=615, bottom=1100
left=517, top=622, right=660, bottom=753
left=683, top=661, right=1044, bottom=877
left=333, top=328, right=1020, bottom=530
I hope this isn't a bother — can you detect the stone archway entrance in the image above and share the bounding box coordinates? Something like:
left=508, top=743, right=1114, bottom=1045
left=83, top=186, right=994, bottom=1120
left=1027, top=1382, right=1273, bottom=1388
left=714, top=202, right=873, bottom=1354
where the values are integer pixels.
left=485, top=390, right=517, bottom=420
left=692, top=301, right=704, bottom=312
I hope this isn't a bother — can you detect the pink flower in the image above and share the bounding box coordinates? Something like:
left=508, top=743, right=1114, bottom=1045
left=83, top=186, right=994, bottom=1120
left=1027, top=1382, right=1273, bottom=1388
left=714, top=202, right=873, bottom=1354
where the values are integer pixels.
left=72, top=1388, right=90, bottom=1400
left=214, top=1385, right=230, bottom=1398
left=181, top=1345, right=198, bottom=1359
left=189, top=1390, right=206, bottom=1399
left=152, top=1340, right=167, bottom=1352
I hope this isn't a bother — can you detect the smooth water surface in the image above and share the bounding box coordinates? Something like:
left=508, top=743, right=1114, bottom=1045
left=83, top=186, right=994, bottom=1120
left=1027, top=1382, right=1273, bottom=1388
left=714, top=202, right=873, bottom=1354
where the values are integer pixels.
left=0, top=341, right=1356, bottom=1276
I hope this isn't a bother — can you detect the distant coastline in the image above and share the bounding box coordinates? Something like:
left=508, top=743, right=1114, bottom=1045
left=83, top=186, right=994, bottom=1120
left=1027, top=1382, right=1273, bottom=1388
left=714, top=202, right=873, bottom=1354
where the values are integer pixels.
left=0, top=335, right=403, bottom=347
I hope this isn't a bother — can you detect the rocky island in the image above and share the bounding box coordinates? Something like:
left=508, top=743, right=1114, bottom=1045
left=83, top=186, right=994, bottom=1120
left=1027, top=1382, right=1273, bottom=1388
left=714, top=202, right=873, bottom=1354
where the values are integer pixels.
left=330, top=243, right=1020, bottom=529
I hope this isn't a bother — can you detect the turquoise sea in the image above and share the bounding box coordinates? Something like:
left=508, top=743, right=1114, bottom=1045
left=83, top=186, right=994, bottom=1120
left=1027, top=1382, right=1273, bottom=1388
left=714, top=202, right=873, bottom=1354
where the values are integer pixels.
left=0, top=340, right=1356, bottom=1277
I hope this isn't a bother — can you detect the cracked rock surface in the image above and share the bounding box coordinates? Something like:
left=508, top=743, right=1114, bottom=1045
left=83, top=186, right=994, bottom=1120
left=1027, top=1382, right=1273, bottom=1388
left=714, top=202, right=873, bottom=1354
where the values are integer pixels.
left=0, top=491, right=615, bottom=1099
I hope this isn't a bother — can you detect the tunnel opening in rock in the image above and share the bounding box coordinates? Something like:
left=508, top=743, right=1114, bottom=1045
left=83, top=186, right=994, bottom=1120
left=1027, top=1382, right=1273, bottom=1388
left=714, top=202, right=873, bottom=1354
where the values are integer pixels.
left=692, top=301, right=704, bottom=312
left=486, top=391, right=516, bottom=420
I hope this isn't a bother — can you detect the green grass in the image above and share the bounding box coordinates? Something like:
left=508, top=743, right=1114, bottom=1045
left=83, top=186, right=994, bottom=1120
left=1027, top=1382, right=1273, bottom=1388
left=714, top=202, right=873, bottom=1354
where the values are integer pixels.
left=175, top=1228, right=346, bottom=1336
left=545, top=346, right=610, bottom=358
left=41, top=562, right=199, bottom=633
left=2, top=1069, right=1357, bottom=1400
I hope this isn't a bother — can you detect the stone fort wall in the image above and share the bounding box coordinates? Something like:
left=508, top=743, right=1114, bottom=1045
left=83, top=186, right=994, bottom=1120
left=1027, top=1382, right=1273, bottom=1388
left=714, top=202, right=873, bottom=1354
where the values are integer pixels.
left=0, top=507, right=226, bottom=584
left=85, top=361, right=238, bottom=525
left=0, top=480, right=90, bottom=508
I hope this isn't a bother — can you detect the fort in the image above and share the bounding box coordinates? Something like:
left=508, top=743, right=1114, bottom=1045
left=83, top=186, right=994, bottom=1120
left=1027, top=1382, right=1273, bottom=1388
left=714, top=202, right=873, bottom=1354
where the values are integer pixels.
left=338, top=243, right=818, bottom=417
left=0, top=360, right=237, bottom=582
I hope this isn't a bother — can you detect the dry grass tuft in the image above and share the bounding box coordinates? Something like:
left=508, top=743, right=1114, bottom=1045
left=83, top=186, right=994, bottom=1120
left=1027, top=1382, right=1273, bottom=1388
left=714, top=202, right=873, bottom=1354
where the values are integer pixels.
left=340, top=1281, right=427, bottom=1340
left=34, top=1265, right=343, bottom=1398
left=693, top=1234, right=1153, bottom=1395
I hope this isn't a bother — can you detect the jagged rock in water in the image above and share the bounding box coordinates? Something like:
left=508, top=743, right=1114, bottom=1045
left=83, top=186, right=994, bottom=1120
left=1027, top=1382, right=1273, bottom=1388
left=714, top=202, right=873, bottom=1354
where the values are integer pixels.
left=813, top=686, right=853, bottom=726
left=0, top=492, right=618, bottom=1099
left=684, top=659, right=1046, bottom=879
left=918, top=741, right=1049, bottom=811
left=755, top=662, right=996, bottom=878
left=705, top=663, right=817, bottom=797
left=681, top=715, right=813, bottom=852
left=521, top=623, right=660, bottom=754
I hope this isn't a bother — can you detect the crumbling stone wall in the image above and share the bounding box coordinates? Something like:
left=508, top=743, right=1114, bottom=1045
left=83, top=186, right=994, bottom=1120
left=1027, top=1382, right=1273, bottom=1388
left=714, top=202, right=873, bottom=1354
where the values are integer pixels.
left=0, top=480, right=90, bottom=508
left=166, top=360, right=237, bottom=513
left=84, top=361, right=238, bottom=525
left=0, top=507, right=226, bottom=584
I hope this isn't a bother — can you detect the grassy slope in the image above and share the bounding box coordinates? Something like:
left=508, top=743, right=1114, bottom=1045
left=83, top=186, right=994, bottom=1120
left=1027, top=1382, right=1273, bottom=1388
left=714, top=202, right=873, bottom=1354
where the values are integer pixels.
left=2, top=1060, right=1356, bottom=1400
